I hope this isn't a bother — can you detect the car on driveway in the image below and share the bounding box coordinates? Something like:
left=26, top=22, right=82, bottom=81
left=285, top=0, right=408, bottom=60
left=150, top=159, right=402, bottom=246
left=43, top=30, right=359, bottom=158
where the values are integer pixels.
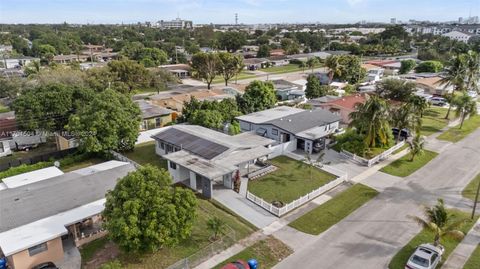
left=405, top=243, right=444, bottom=269
left=392, top=128, right=411, bottom=141
left=428, top=97, right=447, bottom=106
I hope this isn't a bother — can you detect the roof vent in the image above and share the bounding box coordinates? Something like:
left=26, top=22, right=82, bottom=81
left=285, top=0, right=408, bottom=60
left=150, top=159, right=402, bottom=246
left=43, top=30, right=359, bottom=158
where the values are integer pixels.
left=280, top=118, right=283, bottom=121
left=288, top=119, right=292, bottom=122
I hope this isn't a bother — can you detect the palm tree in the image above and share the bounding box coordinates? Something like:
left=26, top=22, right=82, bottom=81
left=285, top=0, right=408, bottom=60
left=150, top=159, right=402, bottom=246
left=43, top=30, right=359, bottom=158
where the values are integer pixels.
left=349, top=95, right=391, bottom=148
left=325, top=55, right=342, bottom=83
left=465, top=51, right=480, bottom=93
left=439, top=54, right=467, bottom=119
left=207, top=216, right=226, bottom=240
left=409, top=199, right=466, bottom=246
left=390, top=104, right=421, bottom=144
left=453, top=92, right=478, bottom=129
left=306, top=57, right=320, bottom=73
left=408, top=95, right=430, bottom=118
left=409, top=134, right=425, bottom=161
left=298, top=60, right=307, bottom=73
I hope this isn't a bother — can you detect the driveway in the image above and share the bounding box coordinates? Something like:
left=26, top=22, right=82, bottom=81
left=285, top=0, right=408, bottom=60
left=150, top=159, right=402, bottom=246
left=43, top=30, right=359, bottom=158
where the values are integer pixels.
left=57, top=238, right=81, bottom=269
left=274, top=128, right=480, bottom=269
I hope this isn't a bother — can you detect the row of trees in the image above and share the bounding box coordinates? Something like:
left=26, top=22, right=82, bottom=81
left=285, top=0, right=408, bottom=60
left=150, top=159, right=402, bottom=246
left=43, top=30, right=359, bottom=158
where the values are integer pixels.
left=191, top=52, right=244, bottom=88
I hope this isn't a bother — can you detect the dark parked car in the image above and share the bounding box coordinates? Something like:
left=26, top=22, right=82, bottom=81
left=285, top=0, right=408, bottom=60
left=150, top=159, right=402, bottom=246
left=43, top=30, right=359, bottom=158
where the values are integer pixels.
left=392, top=128, right=411, bottom=140
left=32, top=262, right=58, bottom=269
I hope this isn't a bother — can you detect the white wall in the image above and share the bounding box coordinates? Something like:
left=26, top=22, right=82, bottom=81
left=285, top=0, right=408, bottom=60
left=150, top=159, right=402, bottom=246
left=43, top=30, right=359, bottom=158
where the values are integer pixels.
left=239, top=121, right=282, bottom=142
left=167, top=162, right=190, bottom=183
left=0, top=140, right=12, bottom=157
left=268, top=140, right=297, bottom=158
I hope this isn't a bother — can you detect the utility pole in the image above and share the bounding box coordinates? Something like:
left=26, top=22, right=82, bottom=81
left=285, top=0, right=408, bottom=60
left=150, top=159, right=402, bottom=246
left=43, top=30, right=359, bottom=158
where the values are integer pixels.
left=472, top=178, right=480, bottom=219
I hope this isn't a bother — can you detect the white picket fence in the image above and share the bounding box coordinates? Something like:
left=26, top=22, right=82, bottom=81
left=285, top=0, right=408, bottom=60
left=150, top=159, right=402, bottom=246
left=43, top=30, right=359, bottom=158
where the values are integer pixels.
left=341, top=141, right=406, bottom=167
left=246, top=166, right=347, bottom=217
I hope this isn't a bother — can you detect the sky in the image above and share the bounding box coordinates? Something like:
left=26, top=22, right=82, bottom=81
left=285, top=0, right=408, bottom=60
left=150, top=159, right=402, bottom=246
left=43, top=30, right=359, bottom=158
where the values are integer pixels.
left=0, top=0, right=479, bottom=24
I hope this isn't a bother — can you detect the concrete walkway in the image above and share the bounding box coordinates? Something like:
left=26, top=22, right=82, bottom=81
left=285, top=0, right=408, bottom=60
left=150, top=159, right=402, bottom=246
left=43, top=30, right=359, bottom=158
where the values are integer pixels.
left=442, top=218, right=480, bottom=269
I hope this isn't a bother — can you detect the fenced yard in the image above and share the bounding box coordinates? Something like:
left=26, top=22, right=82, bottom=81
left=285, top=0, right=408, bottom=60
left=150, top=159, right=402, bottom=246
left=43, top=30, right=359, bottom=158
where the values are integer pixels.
left=246, top=156, right=347, bottom=217
left=341, top=141, right=406, bottom=167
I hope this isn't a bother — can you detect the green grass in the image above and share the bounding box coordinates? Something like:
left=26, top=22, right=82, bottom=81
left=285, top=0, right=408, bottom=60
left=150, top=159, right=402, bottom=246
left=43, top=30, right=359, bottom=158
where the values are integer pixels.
left=263, top=63, right=322, bottom=74
left=212, top=236, right=293, bottom=269
left=124, top=141, right=167, bottom=170
left=380, top=150, right=438, bottom=177
left=248, top=156, right=337, bottom=204
left=0, top=104, right=10, bottom=113
left=393, top=144, right=409, bottom=155
left=81, top=198, right=256, bottom=269
left=61, top=158, right=105, bottom=172
left=289, top=184, right=378, bottom=235
left=388, top=210, right=478, bottom=269
left=462, top=173, right=480, bottom=201
left=212, top=71, right=257, bottom=84
left=80, top=237, right=110, bottom=264
left=420, top=107, right=450, bottom=136
left=437, top=115, right=480, bottom=142
left=463, top=244, right=480, bottom=269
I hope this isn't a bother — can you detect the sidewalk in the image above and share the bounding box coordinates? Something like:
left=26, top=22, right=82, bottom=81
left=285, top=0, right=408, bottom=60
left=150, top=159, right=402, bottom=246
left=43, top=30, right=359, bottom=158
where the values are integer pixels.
left=442, top=218, right=480, bottom=269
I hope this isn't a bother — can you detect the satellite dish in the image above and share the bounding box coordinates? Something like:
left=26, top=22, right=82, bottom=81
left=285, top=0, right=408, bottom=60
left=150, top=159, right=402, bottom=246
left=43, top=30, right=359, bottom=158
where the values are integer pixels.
left=54, top=161, right=60, bottom=168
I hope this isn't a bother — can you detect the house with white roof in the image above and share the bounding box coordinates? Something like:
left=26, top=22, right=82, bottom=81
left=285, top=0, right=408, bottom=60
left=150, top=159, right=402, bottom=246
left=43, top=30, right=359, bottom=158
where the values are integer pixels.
left=442, top=30, right=474, bottom=43
left=236, top=106, right=341, bottom=154
left=0, top=161, right=135, bottom=269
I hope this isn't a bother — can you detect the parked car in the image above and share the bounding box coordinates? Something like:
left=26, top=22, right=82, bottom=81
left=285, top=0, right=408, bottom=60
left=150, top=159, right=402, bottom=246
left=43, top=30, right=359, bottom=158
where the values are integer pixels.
left=222, top=260, right=250, bottom=269
left=32, top=262, right=58, bottom=269
left=428, top=97, right=447, bottom=106
left=405, top=243, right=444, bottom=269
left=392, top=128, right=411, bottom=140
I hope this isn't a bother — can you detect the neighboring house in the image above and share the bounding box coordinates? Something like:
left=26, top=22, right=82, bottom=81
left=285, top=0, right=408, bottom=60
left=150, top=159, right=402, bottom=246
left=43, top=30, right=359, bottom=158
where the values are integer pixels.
left=313, top=72, right=331, bottom=85
left=329, top=82, right=348, bottom=96
left=267, top=56, right=290, bottom=66
left=317, top=94, right=368, bottom=124
left=160, top=64, right=191, bottom=79
left=135, top=100, right=175, bottom=131
left=307, top=95, right=342, bottom=108
left=442, top=30, right=474, bottom=43
left=362, top=63, right=385, bottom=82
left=236, top=106, right=341, bottom=154
left=52, top=54, right=88, bottom=64
left=415, top=76, right=453, bottom=96
left=1, top=57, right=39, bottom=69
left=271, top=79, right=305, bottom=101
left=54, top=133, right=79, bottom=151
left=152, top=125, right=274, bottom=198
left=0, top=161, right=135, bottom=269
left=244, top=58, right=268, bottom=70
left=270, top=49, right=286, bottom=56
left=365, top=60, right=400, bottom=75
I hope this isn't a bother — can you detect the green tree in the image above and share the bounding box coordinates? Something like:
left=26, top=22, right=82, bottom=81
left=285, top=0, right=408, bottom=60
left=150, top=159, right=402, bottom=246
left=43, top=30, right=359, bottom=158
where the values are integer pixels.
left=236, top=80, right=277, bottom=114
left=67, top=89, right=141, bottom=153
left=306, top=57, right=319, bottom=73
left=190, top=110, right=224, bottom=129
left=390, top=104, right=420, bottom=144
left=325, top=55, right=342, bottom=83
left=409, top=199, right=465, bottom=246
left=100, top=261, right=122, bottom=269
left=191, top=52, right=220, bottom=89
left=464, top=51, right=480, bottom=92
left=325, top=55, right=366, bottom=84
left=298, top=60, right=307, bottom=73
left=305, top=74, right=329, bottom=99
left=103, top=166, right=197, bottom=252
left=218, top=31, right=247, bottom=52
left=107, top=59, right=151, bottom=93
left=415, top=60, right=444, bottom=73
left=409, top=134, right=425, bottom=161
left=257, top=44, right=271, bottom=58
left=38, top=44, right=56, bottom=65
left=453, top=92, right=478, bottom=129
left=408, top=95, right=429, bottom=118
left=439, top=55, right=467, bottom=119
left=376, top=78, right=416, bottom=102
left=207, top=216, right=226, bottom=240
left=217, top=52, right=244, bottom=86
left=399, top=59, right=416, bottom=74
left=281, top=38, right=300, bottom=55
left=349, top=95, right=391, bottom=148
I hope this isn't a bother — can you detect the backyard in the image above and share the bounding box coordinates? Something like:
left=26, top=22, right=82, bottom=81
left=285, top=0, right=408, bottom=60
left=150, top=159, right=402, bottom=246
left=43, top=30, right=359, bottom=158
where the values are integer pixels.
left=212, top=236, right=293, bottom=269
left=124, top=141, right=167, bottom=170
left=248, top=156, right=337, bottom=204
left=388, top=210, right=478, bottom=269
left=419, top=107, right=450, bottom=136
left=437, top=115, right=480, bottom=142
left=288, top=184, right=378, bottom=235
left=80, top=197, right=256, bottom=269
left=380, top=150, right=438, bottom=177
left=462, top=173, right=480, bottom=201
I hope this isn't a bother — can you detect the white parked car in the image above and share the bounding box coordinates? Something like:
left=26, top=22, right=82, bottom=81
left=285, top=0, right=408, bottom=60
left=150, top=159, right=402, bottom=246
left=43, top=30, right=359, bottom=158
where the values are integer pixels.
left=428, top=97, right=447, bottom=106
left=405, top=243, right=444, bottom=269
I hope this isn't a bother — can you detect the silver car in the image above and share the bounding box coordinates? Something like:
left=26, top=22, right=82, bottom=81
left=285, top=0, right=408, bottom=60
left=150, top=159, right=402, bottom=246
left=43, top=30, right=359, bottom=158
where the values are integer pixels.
left=405, top=244, right=444, bottom=269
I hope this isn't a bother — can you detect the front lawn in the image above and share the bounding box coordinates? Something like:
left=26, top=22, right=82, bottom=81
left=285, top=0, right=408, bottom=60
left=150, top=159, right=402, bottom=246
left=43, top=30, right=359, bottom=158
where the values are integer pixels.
left=380, top=150, right=438, bottom=177
left=437, top=115, right=480, bottom=142
left=289, top=184, right=378, bottom=235
left=81, top=197, right=256, bottom=269
left=212, top=71, right=257, bottom=84
left=388, top=210, right=478, bottom=269
left=248, top=156, right=337, bottom=204
left=462, top=173, right=480, bottom=201
left=212, top=236, right=293, bottom=269
left=263, top=63, right=322, bottom=74
left=463, top=244, right=480, bottom=269
left=420, top=107, right=450, bottom=136
left=124, top=141, right=167, bottom=170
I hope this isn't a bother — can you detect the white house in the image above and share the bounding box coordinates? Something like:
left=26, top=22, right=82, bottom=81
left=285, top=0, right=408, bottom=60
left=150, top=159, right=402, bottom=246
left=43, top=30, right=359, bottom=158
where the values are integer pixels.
left=442, top=30, right=474, bottom=43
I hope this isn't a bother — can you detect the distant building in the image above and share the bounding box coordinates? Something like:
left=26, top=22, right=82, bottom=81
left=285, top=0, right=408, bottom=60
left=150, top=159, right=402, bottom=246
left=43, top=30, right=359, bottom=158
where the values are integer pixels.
left=390, top=18, right=397, bottom=24
left=442, top=30, right=474, bottom=43
left=156, top=18, right=193, bottom=29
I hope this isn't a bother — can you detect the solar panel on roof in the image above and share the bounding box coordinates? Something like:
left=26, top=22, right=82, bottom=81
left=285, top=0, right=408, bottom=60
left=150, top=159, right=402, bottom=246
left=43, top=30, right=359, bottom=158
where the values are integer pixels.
left=154, top=129, right=228, bottom=160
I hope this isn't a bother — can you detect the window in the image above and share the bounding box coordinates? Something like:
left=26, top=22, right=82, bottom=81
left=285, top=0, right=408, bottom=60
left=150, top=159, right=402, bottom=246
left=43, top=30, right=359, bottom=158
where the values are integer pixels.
left=28, top=242, right=48, bottom=256
left=141, top=120, right=148, bottom=130
left=272, top=129, right=278, bottom=135
left=155, top=117, right=162, bottom=127
left=169, top=162, right=177, bottom=170
left=0, top=142, right=3, bottom=153
left=160, top=142, right=165, bottom=150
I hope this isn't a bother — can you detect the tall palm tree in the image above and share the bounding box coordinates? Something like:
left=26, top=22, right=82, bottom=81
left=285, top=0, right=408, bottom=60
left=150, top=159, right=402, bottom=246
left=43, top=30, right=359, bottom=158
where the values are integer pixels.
left=390, top=104, right=421, bottom=144
left=409, top=199, right=465, bottom=246
left=349, top=95, right=391, bottom=148
left=453, top=92, right=478, bottom=129
left=439, top=54, right=467, bottom=119
left=409, top=134, right=425, bottom=161
left=325, top=55, right=342, bottom=83
left=408, top=95, right=430, bottom=118
left=465, top=50, right=480, bottom=93
left=307, top=57, right=320, bottom=73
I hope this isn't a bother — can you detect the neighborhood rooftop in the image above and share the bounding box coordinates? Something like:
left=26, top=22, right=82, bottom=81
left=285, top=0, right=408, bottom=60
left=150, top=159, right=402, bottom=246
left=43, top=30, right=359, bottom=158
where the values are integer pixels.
left=266, top=109, right=341, bottom=136
left=235, top=106, right=305, bottom=124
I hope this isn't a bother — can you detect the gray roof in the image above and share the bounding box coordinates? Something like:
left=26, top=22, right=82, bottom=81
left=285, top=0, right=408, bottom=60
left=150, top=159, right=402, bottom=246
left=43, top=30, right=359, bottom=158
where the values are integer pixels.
left=135, top=100, right=173, bottom=119
left=236, top=106, right=305, bottom=124
left=266, top=109, right=341, bottom=134
left=0, top=162, right=135, bottom=232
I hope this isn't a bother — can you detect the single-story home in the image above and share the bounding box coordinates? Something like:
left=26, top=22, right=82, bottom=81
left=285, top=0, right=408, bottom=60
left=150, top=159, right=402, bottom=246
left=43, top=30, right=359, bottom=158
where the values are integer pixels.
left=135, top=100, right=175, bottom=131
left=53, top=54, right=88, bottom=64
left=270, top=49, right=286, bottom=56
left=271, top=80, right=305, bottom=101
left=307, top=95, right=342, bottom=108
left=266, top=56, right=290, bottom=66
left=365, top=60, right=400, bottom=75
left=244, top=58, right=268, bottom=70
left=362, top=63, right=385, bottom=82
left=236, top=106, right=341, bottom=154
left=316, top=94, right=368, bottom=124
left=414, top=76, right=453, bottom=96
left=152, top=125, right=274, bottom=198
left=1, top=57, right=39, bottom=69
left=160, top=64, right=191, bottom=79
left=0, top=161, right=135, bottom=269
